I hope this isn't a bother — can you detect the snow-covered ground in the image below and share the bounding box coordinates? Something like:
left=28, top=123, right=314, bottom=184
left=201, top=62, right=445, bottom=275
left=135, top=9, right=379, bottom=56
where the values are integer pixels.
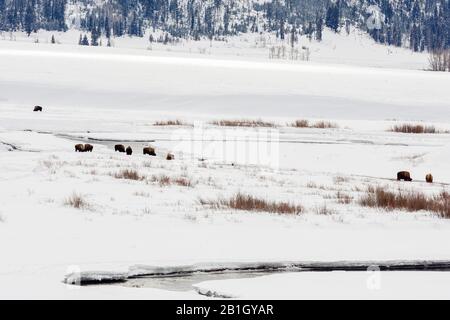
left=1, top=27, right=428, bottom=70
left=0, top=31, right=449, bottom=299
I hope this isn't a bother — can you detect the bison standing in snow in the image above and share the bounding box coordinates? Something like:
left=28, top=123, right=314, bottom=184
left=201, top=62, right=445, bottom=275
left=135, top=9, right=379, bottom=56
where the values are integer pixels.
left=426, top=174, right=433, bottom=183
left=33, top=106, right=43, bottom=112
left=166, top=153, right=175, bottom=160
left=126, top=146, right=133, bottom=155
left=397, top=171, right=412, bottom=182
left=115, top=144, right=126, bottom=153
left=143, top=147, right=156, bottom=156
left=75, top=144, right=85, bottom=152
left=84, top=144, right=93, bottom=152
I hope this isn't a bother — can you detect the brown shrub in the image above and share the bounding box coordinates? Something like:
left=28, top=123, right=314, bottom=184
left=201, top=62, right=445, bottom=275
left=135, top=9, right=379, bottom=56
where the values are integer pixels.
left=173, top=177, right=192, bottom=187
left=314, top=204, right=336, bottom=215
left=306, top=181, right=318, bottom=188
left=359, top=186, right=449, bottom=218
left=389, top=124, right=440, bottom=134
left=113, top=169, right=143, bottom=181
left=333, top=176, right=349, bottom=184
left=150, top=175, right=192, bottom=187
left=336, top=191, right=353, bottom=204
left=290, top=119, right=338, bottom=129
left=200, top=193, right=303, bottom=215
left=153, top=119, right=190, bottom=126
left=64, top=193, right=90, bottom=210
left=312, top=121, right=339, bottom=129
left=291, top=119, right=309, bottom=128
left=211, top=119, right=276, bottom=128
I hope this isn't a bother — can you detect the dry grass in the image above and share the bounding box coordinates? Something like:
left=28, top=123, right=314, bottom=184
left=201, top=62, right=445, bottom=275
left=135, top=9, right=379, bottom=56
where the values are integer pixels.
left=290, top=119, right=339, bottom=129
left=113, top=169, right=143, bottom=181
left=211, top=119, right=276, bottom=128
left=200, top=193, right=303, bottom=215
left=64, top=193, right=90, bottom=210
left=314, top=204, right=336, bottom=215
left=133, top=191, right=151, bottom=198
left=306, top=181, right=318, bottom=188
left=173, top=177, right=192, bottom=187
left=389, top=124, right=447, bottom=134
left=312, top=121, right=339, bottom=129
left=153, top=119, right=191, bottom=126
left=291, top=119, right=310, bottom=128
left=359, top=186, right=449, bottom=218
left=333, top=176, right=349, bottom=184
left=336, top=191, right=353, bottom=204
left=150, top=175, right=192, bottom=187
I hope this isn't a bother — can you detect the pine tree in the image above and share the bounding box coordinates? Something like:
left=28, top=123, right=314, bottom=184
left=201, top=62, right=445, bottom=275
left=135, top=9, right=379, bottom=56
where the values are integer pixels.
left=90, top=30, right=99, bottom=46
left=81, top=34, right=89, bottom=46
left=315, top=15, right=323, bottom=41
left=51, top=35, right=56, bottom=44
left=326, top=3, right=340, bottom=33
left=24, top=3, right=36, bottom=36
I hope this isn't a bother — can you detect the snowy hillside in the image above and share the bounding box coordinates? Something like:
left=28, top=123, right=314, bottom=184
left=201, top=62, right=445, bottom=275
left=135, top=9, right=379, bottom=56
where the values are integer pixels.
left=2, top=26, right=429, bottom=70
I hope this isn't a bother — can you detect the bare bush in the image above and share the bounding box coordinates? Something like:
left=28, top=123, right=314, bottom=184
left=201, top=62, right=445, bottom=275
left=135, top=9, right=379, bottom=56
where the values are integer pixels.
left=211, top=119, right=276, bottom=128
left=312, top=121, right=339, bottom=129
left=336, top=191, right=353, bottom=204
left=173, top=177, right=192, bottom=187
left=200, top=193, right=303, bottom=215
left=306, top=181, right=318, bottom=188
left=389, top=124, right=443, bottom=134
left=291, top=119, right=309, bottom=128
left=314, top=204, right=336, bottom=215
left=429, top=50, right=450, bottom=72
left=133, top=191, right=151, bottom=198
left=359, top=186, right=449, bottom=218
left=333, top=176, right=349, bottom=184
left=113, top=169, right=143, bottom=181
left=290, top=120, right=339, bottom=129
left=153, top=119, right=191, bottom=126
left=150, top=175, right=192, bottom=187
left=64, top=193, right=90, bottom=210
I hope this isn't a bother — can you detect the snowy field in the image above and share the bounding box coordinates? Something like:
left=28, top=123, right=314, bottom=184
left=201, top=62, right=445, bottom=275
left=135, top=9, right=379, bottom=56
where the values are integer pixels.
left=1, top=33, right=450, bottom=299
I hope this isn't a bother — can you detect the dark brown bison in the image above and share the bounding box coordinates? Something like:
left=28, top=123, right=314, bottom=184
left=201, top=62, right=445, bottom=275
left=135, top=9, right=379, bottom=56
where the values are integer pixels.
left=33, top=106, right=43, bottom=112
left=126, top=146, right=133, bottom=155
left=84, top=144, right=93, bottom=152
left=397, top=171, right=412, bottom=181
left=75, top=144, right=85, bottom=152
left=426, top=174, right=433, bottom=183
left=166, top=153, right=175, bottom=160
left=143, top=147, right=156, bottom=156
left=115, top=144, right=126, bottom=153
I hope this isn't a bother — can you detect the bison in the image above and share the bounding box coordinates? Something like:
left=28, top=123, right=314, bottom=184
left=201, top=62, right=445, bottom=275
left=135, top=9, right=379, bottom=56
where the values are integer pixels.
left=115, top=144, right=126, bottom=153
left=75, top=144, right=85, bottom=152
left=33, top=106, right=43, bottom=112
left=84, top=144, right=93, bottom=152
left=397, top=171, right=412, bottom=182
left=143, top=147, right=156, bottom=156
left=126, top=146, right=133, bottom=155
left=166, top=153, right=175, bottom=160
left=426, top=174, right=433, bottom=183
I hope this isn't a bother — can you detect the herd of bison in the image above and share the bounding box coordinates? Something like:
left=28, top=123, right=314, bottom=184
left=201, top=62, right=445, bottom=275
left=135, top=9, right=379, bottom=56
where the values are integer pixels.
left=75, top=143, right=175, bottom=160
left=34, top=106, right=434, bottom=183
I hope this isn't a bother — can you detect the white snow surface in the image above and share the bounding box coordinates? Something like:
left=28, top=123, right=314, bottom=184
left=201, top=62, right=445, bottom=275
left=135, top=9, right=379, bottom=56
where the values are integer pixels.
left=194, top=271, right=450, bottom=299
left=0, top=32, right=450, bottom=299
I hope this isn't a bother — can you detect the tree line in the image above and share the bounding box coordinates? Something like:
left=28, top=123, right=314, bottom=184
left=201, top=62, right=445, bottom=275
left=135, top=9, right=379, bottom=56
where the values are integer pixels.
left=1, top=0, right=449, bottom=52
